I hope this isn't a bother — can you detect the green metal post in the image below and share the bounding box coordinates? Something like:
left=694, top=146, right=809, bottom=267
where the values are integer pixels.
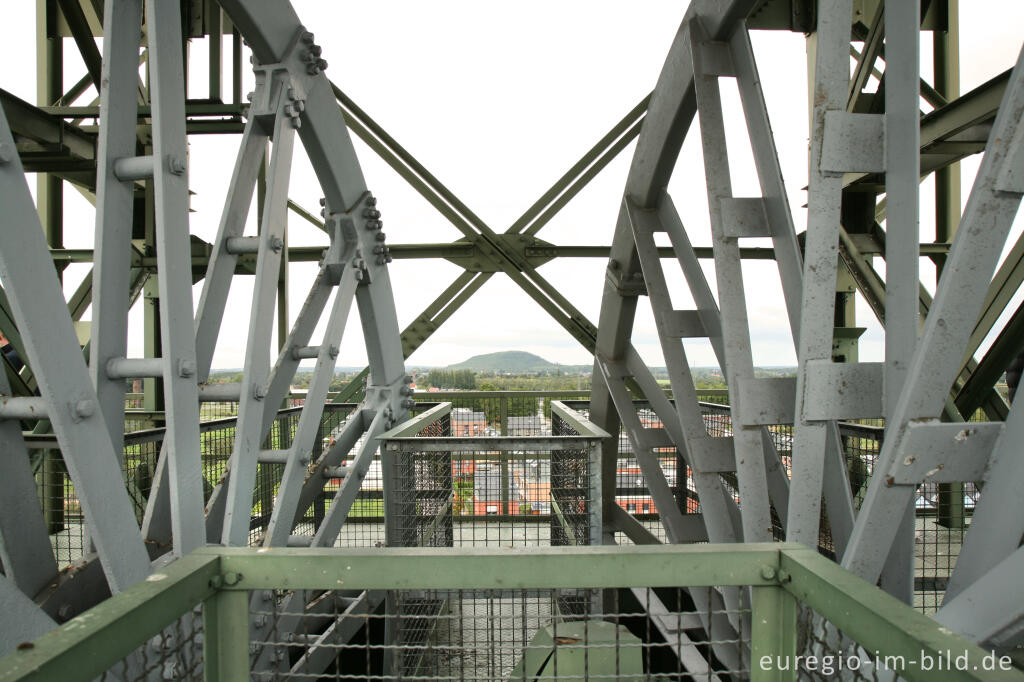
left=751, top=583, right=798, bottom=682
left=36, top=0, right=67, bottom=535
left=499, top=395, right=510, bottom=513
left=208, top=4, right=222, bottom=102
left=501, top=452, right=510, bottom=515
left=934, top=0, right=966, bottom=530
left=277, top=223, right=288, bottom=354
left=203, top=588, right=250, bottom=680
left=142, top=276, right=164, bottom=412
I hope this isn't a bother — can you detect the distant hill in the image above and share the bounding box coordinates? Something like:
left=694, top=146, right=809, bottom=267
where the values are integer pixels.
left=448, top=351, right=584, bottom=373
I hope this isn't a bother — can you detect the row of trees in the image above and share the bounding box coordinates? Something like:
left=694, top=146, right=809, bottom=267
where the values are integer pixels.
left=422, top=369, right=477, bottom=390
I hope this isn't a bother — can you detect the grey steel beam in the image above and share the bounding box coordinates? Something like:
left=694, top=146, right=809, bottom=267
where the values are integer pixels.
left=220, top=85, right=296, bottom=547
left=877, top=0, right=921, bottom=602
left=145, top=0, right=207, bottom=556
left=943, top=387, right=1024, bottom=603
left=786, top=0, right=856, bottom=549
left=842, top=47, right=1024, bottom=586
left=264, top=269, right=359, bottom=546
left=0, top=105, right=150, bottom=593
left=0, top=368, right=59, bottom=599
left=89, top=0, right=144, bottom=456
left=689, top=19, right=772, bottom=541
left=0, top=575, right=56, bottom=658
left=936, top=545, right=1024, bottom=647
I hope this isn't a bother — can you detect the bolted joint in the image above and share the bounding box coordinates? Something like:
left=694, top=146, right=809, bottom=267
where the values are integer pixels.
left=221, top=572, right=242, bottom=586
left=363, top=208, right=381, bottom=219
left=71, top=399, right=95, bottom=421
left=400, top=386, right=414, bottom=396
left=401, top=398, right=416, bottom=409
left=269, top=235, right=285, bottom=253
left=328, top=344, right=340, bottom=359
left=404, top=375, right=414, bottom=384
left=177, top=358, right=196, bottom=378
left=375, top=232, right=387, bottom=242
left=365, top=219, right=382, bottom=231
left=300, top=30, right=314, bottom=44
left=759, top=565, right=777, bottom=582
left=252, top=384, right=266, bottom=401
left=167, top=155, right=187, bottom=176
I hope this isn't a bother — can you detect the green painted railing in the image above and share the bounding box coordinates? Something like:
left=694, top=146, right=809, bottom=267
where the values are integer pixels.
left=1, top=544, right=1020, bottom=682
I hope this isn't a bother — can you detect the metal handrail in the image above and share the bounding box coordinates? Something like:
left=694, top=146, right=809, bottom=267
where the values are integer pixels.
left=1, top=544, right=1016, bottom=682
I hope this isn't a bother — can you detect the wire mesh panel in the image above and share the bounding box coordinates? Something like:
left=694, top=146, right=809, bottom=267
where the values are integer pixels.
left=27, top=403, right=357, bottom=566
left=381, top=402, right=603, bottom=554
left=255, top=585, right=750, bottom=681
left=99, top=610, right=204, bottom=682
left=794, top=606, right=911, bottom=682
left=550, top=409, right=598, bottom=548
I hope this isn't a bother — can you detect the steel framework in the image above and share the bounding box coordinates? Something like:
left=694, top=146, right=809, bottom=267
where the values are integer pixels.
left=1, top=0, right=1023, bottom=676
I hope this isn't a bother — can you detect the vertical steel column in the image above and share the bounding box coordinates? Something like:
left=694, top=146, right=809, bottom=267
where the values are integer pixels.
left=203, top=588, right=251, bottom=679
left=934, top=0, right=965, bottom=530
left=0, top=108, right=150, bottom=593
left=750, top=583, right=798, bottom=682
left=146, top=0, right=207, bottom=555
left=34, top=2, right=65, bottom=543
left=689, top=18, right=771, bottom=541
left=786, top=0, right=854, bottom=547
left=221, top=90, right=295, bottom=546
left=843, top=47, right=1024, bottom=585
left=90, top=0, right=144, bottom=454
left=879, top=0, right=921, bottom=603
left=36, top=0, right=62, bottom=281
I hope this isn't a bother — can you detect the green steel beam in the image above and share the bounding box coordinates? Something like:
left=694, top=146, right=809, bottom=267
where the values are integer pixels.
left=780, top=547, right=1022, bottom=681
left=954, top=299, right=1024, bottom=417
left=207, top=544, right=782, bottom=591
left=507, top=94, right=649, bottom=236
left=377, top=401, right=452, bottom=439
left=751, top=584, right=798, bottom=682
left=0, top=552, right=220, bottom=682
left=3, top=545, right=1018, bottom=681
left=54, top=0, right=102, bottom=90
left=202, top=588, right=249, bottom=681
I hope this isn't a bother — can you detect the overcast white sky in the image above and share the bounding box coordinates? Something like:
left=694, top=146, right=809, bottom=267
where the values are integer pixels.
left=2, top=2, right=1022, bottom=369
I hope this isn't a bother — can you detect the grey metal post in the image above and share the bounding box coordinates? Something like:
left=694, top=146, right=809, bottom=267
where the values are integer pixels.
left=879, top=0, right=920, bottom=603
